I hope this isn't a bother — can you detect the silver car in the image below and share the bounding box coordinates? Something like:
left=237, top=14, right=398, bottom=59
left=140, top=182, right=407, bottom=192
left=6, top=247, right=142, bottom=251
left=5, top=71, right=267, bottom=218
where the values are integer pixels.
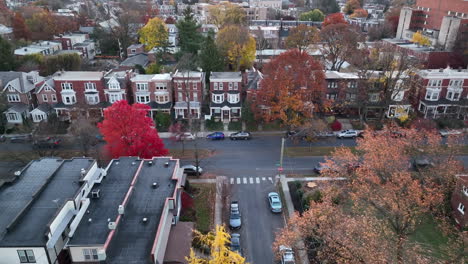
left=268, top=192, right=282, bottom=213
left=229, top=201, right=241, bottom=229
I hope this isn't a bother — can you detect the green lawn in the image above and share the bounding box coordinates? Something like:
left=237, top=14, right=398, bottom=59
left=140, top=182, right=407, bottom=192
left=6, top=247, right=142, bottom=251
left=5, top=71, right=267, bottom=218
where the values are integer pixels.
left=410, top=216, right=450, bottom=260
left=192, top=183, right=216, bottom=233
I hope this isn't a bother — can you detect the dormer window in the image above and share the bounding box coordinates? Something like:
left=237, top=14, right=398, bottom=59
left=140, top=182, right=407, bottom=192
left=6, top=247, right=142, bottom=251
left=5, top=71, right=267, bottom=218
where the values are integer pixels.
left=7, top=94, right=20, bottom=102
left=7, top=85, right=15, bottom=92
left=109, top=82, right=120, bottom=90
left=44, top=86, right=51, bottom=91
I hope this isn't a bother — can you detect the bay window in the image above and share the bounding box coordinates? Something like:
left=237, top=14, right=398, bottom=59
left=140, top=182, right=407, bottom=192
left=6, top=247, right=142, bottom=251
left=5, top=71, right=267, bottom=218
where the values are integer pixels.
left=425, top=88, right=440, bottom=101
left=86, top=94, right=99, bottom=105
left=212, top=94, right=224, bottom=103
left=446, top=88, right=461, bottom=101
left=228, top=93, right=239, bottom=104
left=136, top=95, right=150, bottom=103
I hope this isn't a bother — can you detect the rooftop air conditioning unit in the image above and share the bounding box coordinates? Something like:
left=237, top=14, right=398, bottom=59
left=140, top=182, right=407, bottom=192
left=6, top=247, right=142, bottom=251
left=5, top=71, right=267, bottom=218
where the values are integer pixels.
left=118, top=205, right=124, bottom=215
left=108, top=222, right=116, bottom=230
left=80, top=168, right=86, bottom=177
left=148, top=161, right=153, bottom=166
left=97, top=249, right=106, bottom=261
left=164, top=162, right=169, bottom=167
left=91, top=189, right=100, bottom=199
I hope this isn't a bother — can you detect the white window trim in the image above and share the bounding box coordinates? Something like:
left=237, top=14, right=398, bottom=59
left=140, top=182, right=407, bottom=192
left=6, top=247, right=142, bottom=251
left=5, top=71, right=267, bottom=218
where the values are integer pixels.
left=136, top=95, right=150, bottom=103
left=428, top=79, right=442, bottom=88
left=446, top=87, right=462, bottom=101
left=228, top=82, right=233, bottom=90
left=425, top=88, right=440, bottom=101
left=85, top=82, right=97, bottom=91
left=228, top=93, right=239, bottom=104
left=7, top=94, right=21, bottom=102
left=457, top=203, right=465, bottom=215
left=214, top=82, right=218, bottom=90
left=51, top=94, right=57, bottom=102
left=462, top=185, right=468, bottom=196
left=136, top=83, right=148, bottom=91
left=109, top=93, right=122, bottom=103
left=109, top=82, right=120, bottom=90
left=193, top=92, right=198, bottom=101
left=156, top=95, right=169, bottom=103
left=8, top=112, right=19, bottom=121
left=7, top=85, right=15, bottom=92
left=219, top=82, right=224, bottom=89
left=63, top=94, right=76, bottom=105
left=42, top=94, right=48, bottom=102
left=86, top=94, right=100, bottom=105
left=61, top=83, right=73, bottom=90
left=212, top=94, right=224, bottom=103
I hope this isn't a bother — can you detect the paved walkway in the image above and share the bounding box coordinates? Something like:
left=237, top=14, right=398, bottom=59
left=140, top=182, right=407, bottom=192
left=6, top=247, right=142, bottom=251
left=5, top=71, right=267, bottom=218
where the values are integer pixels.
left=286, top=177, right=347, bottom=182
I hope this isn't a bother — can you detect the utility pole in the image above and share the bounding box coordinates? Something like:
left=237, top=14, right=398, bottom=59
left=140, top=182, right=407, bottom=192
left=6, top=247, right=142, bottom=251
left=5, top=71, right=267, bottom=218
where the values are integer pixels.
left=279, top=137, right=285, bottom=174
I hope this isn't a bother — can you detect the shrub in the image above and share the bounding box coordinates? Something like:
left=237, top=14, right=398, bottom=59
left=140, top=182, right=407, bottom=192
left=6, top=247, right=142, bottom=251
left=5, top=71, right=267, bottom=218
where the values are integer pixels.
left=228, top=121, right=242, bottom=131
left=330, top=120, right=342, bottom=131
left=436, top=118, right=465, bottom=129
left=205, top=118, right=223, bottom=131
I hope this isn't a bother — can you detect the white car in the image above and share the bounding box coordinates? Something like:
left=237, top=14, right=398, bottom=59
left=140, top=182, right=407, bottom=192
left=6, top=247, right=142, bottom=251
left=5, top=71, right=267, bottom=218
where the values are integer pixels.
left=181, top=165, right=203, bottom=176
left=176, top=132, right=195, bottom=141
left=279, top=245, right=295, bottom=264
left=439, top=129, right=463, bottom=137
left=337, top=130, right=359, bottom=139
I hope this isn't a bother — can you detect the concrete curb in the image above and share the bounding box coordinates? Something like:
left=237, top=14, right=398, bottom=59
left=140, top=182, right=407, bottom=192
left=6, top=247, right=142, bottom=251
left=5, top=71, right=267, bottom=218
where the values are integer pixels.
left=214, top=176, right=227, bottom=227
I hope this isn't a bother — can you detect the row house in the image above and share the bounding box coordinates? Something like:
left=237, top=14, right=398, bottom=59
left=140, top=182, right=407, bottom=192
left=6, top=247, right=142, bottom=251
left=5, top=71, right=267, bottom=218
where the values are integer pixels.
left=14, top=41, right=62, bottom=57
left=209, top=72, right=243, bottom=122
left=130, top=73, right=173, bottom=117
left=32, top=78, right=57, bottom=123
left=451, top=174, right=467, bottom=229
left=53, top=71, right=108, bottom=120
left=0, top=71, right=44, bottom=124
left=173, top=70, right=205, bottom=119
left=53, top=33, right=88, bottom=50
left=416, top=68, right=468, bottom=120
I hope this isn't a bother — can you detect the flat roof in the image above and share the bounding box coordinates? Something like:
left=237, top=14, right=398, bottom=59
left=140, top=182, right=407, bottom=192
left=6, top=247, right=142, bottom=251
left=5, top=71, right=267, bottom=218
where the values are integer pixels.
left=106, top=158, right=178, bottom=264
left=0, top=158, right=94, bottom=246
left=210, top=72, right=242, bottom=81
left=0, top=158, right=63, bottom=241
left=131, top=74, right=155, bottom=82
left=69, top=157, right=142, bottom=245
left=54, top=71, right=104, bottom=81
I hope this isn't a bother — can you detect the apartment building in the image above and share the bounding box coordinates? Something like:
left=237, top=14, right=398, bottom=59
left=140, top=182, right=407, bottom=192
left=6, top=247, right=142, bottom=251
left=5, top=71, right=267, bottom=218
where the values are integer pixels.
left=172, top=70, right=205, bottom=119
left=209, top=72, right=243, bottom=122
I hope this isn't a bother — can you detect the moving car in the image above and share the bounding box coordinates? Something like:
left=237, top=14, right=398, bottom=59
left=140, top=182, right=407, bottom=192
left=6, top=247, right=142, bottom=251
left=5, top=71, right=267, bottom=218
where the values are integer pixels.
left=181, top=164, right=203, bottom=176
left=337, top=130, right=359, bottom=139
left=229, top=201, right=241, bottom=229
left=230, top=131, right=251, bottom=140
left=279, top=245, right=296, bottom=264
left=230, top=233, right=242, bottom=256
left=439, top=129, right=463, bottom=137
left=176, top=132, right=195, bottom=141
left=33, top=137, right=61, bottom=149
left=268, top=192, right=282, bottom=213
left=10, top=134, right=32, bottom=143
left=206, top=132, right=225, bottom=140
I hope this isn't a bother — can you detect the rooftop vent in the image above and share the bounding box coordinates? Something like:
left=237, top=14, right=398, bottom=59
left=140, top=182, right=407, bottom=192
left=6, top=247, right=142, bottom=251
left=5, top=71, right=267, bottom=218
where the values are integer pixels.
left=80, top=168, right=86, bottom=177
left=88, top=218, right=92, bottom=223
left=14, top=171, right=21, bottom=176
left=152, top=182, right=158, bottom=189
left=142, top=218, right=148, bottom=224
left=148, top=161, right=153, bottom=166
left=108, top=222, right=116, bottom=230
left=118, top=205, right=124, bottom=215
left=164, top=162, right=169, bottom=167
left=132, top=161, right=136, bottom=166
left=91, top=189, right=100, bottom=199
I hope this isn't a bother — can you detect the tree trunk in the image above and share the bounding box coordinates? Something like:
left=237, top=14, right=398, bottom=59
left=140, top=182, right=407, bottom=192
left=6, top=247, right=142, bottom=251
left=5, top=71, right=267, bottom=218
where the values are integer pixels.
left=396, top=235, right=405, bottom=264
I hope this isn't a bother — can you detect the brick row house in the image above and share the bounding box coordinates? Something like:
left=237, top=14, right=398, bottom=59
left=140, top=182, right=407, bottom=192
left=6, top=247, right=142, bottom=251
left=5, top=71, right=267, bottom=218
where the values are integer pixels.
left=209, top=72, right=242, bottom=122
left=130, top=73, right=173, bottom=117
left=451, top=175, right=467, bottom=229
left=415, top=68, right=468, bottom=120
left=172, top=70, right=205, bottom=119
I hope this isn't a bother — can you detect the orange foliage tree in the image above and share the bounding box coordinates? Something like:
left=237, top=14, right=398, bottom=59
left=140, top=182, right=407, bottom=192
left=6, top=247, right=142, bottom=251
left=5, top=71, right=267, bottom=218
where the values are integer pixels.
left=254, top=49, right=325, bottom=128
left=322, top=13, right=347, bottom=27
left=11, top=12, right=30, bottom=40
left=350, top=8, right=368, bottom=18
left=285, top=24, right=319, bottom=52
left=274, top=128, right=465, bottom=263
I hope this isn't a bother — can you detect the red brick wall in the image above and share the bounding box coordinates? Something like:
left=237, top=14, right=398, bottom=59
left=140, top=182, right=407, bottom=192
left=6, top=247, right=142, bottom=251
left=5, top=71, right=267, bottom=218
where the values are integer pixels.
left=450, top=176, right=468, bottom=228
left=173, top=79, right=203, bottom=102
left=36, top=88, right=58, bottom=104
left=54, top=79, right=105, bottom=104
left=416, top=0, right=468, bottom=30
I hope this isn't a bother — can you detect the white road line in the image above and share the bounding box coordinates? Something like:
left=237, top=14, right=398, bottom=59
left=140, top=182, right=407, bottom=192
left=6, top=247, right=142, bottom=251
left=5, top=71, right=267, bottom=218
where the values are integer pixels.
left=230, top=178, right=234, bottom=184
left=249, top=177, right=254, bottom=184
left=268, top=177, right=273, bottom=183
left=243, top=177, right=247, bottom=184
left=256, top=178, right=260, bottom=184
left=262, top=177, right=266, bottom=181
left=237, top=178, right=241, bottom=184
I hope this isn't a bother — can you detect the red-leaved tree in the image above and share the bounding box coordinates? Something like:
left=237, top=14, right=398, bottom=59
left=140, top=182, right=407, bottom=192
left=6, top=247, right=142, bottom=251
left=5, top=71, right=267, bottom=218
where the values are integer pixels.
left=254, top=49, right=325, bottom=128
left=322, top=13, right=347, bottom=27
left=11, top=12, right=31, bottom=40
left=98, top=100, right=168, bottom=159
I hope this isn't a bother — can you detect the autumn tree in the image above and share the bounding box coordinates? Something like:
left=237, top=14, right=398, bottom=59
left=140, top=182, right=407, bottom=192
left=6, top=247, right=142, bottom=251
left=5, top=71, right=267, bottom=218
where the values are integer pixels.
left=98, top=100, right=168, bottom=159
left=208, top=2, right=246, bottom=29
left=254, top=49, right=325, bottom=128
left=0, top=36, right=16, bottom=71
left=322, top=12, right=347, bottom=27
left=412, top=31, right=431, bottom=47
left=176, top=7, right=204, bottom=55
left=285, top=24, right=318, bottom=52
left=299, top=9, right=325, bottom=21
left=274, top=128, right=464, bottom=264
left=350, top=8, right=368, bottom=18
left=139, top=17, right=169, bottom=51
left=343, top=0, right=361, bottom=15
left=320, top=23, right=363, bottom=71
left=11, top=12, right=31, bottom=40
left=186, top=225, right=246, bottom=264
left=216, top=25, right=255, bottom=71
left=26, top=9, right=57, bottom=40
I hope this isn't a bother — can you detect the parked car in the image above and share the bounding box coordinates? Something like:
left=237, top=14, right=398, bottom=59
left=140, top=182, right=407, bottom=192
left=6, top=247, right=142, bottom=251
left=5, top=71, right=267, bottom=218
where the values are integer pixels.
left=230, top=233, right=242, bottom=256
left=229, top=201, right=241, bottom=229
left=285, top=130, right=298, bottom=138
left=313, top=163, right=332, bottom=174
left=33, top=137, right=61, bottom=149
left=413, top=158, right=434, bottom=171
left=181, top=164, right=203, bottom=176
left=0, top=135, right=6, bottom=142
left=439, top=129, right=463, bottom=137
left=279, top=245, right=296, bottom=264
left=268, top=192, right=282, bottom=213
left=230, top=131, right=251, bottom=140
left=10, top=134, right=32, bottom=143
left=176, top=132, right=195, bottom=141
left=337, top=130, right=359, bottom=139
left=206, top=132, right=225, bottom=140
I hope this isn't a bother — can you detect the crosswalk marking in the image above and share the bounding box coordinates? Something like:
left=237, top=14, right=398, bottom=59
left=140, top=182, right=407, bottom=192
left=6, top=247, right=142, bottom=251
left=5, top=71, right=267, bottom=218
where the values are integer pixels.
left=229, top=177, right=275, bottom=185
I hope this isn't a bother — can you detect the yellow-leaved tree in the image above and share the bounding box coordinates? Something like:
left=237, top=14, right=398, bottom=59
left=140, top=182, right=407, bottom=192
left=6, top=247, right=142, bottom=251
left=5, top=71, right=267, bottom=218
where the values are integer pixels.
left=411, top=31, right=431, bottom=47
left=216, top=25, right=256, bottom=71
left=186, top=225, right=246, bottom=264
left=139, top=17, right=169, bottom=51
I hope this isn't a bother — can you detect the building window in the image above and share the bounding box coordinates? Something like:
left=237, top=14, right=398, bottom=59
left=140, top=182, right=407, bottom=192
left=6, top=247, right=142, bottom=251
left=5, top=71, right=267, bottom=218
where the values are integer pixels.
left=63, top=94, right=76, bottom=105
left=7, top=94, right=20, bottom=102
left=8, top=112, right=18, bottom=121
left=229, top=82, right=233, bottom=90
left=234, top=82, right=239, bottom=90
left=193, top=92, right=198, bottom=101
left=326, top=94, right=337, bottom=100
left=109, top=93, right=122, bottom=103
left=86, top=94, right=99, bottom=105
left=131, top=49, right=136, bottom=53
left=156, top=83, right=167, bottom=90
left=42, top=94, right=48, bottom=102
left=446, top=88, right=461, bottom=101
left=136, top=95, right=150, bottom=103
left=369, top=93, right=380, bottom=102
left=328, top=81, right=337, bottom=89
left=392, top=91, right=404, bottom=101
left=136, top=83, right=148, bottom=91
left=156, top=95, right=169, bottom=103
left=85, top=83, right=97, bottom=91
left=348, top=81, right=357, bottom=89
left=212, top=94, right=224, bottom=103
left=346, top=93, right=356, bottom=101
left=7, top=85, right=15, bottom=92
left=463, top=185, right=468, bottom=196
left=458, top=203, right=465, bottom=215
left=83, top=249, right=98, bottom=260
left=449, top=79, right=462, bottom=88
left=228, top=93, right=239, bottom=104
left=425, top=88, right=440, bottom=101
left=44, top=86, right=51, bottom=91
left=192, top=83, right=197, bottom=89
left=177, top=82, right=182, bottom=90
left=178, top=92, right=182, bottom=100
left=428, top=79, right=442, bottom=87
left=214, top=82, right=218, bottom=90
left=51, top=94, right=57, bottom=102
left=17, top=250, right=35, bottom=263
left=219, top=82, right=223, bottom=90
left=61, top=83, right=73, bottom=90
left=109, top=82, right=120, bottom=90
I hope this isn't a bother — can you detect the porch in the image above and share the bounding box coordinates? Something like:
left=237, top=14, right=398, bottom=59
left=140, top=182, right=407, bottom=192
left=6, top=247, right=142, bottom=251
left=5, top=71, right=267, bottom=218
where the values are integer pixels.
left=209, top=106, right=241, bottom=122
left=174, top=101, right=201, bottom=119
left=418, top=102, right=465, bottom=119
